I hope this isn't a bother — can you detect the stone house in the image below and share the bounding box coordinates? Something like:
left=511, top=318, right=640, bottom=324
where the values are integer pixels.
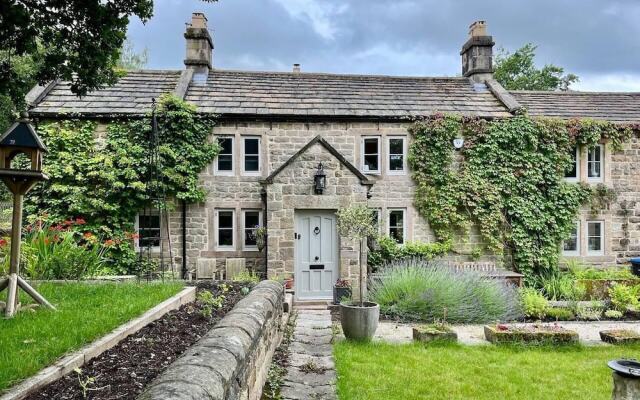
left=25, top=13, right=640, bottom=300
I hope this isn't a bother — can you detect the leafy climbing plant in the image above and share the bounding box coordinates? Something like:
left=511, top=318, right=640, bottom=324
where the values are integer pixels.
left=408, top=113, right=632, bottom=280
left=25, top=94, right=219, bottom=272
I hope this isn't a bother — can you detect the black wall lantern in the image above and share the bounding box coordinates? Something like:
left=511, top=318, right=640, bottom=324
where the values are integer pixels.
left=314, top=162, right=326, bottom=194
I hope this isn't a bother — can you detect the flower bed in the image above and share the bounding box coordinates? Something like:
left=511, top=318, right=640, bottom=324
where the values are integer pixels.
left=577, top=279, right=640, bottom=299
left=484, top=324, right=579, bottom=344
left=599, top=329, right=640, bottom=345
left=23, top=281, right=252, bottom=400
left=413, top=324, right=457, bottom=343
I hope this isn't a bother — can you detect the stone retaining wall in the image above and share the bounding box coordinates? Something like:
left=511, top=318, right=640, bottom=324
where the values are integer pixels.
left=138, top=280, right=285, bottom=400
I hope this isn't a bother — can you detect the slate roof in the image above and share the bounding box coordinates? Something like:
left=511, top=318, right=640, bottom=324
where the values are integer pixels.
left=27, top=68, right=640, bottom=123
left=183, top=70, right=511, bottom=119
left=30, top=70, right=182, bottom=116
left=512, top=91, right=640, bottom=123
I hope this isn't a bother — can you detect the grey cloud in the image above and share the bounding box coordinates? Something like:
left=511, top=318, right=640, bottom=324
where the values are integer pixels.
left=127, top=0, right=640, bottom=90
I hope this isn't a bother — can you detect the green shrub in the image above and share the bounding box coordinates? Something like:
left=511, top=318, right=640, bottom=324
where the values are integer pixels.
left=576, top=303, right=603, bottom=321
left=567, top=260, right=636, bottom=280
left=608, top=283, right=640, bottom=312
left=369, top=259, right=522, bottom=324
left=533, top=272, right=585, bottom=301
left=545, top=307, right=575, bottom=321
left=520, top=288, right=548, bottom=320
left=368, top=236, right=450, bottom=269
left=0, top=221, right=107, bottom=280
left=604, top=309, right=624, bottom=320
left=233, top=270, right=261, bottom=283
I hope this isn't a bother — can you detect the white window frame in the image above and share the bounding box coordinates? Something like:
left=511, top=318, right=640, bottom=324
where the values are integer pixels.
left=387, top=136, right=407, bottom=175
left=587, top=144, right=603, bottom=183
left=387, top=208, right=407, bottom=245
left=135, top=212, right=161, bottom=252
left=586, top=220, right=604, bottom=256
left=215, top=209, right=236, bottom=250
left=215, top=136, right=235, bottom=176
left=242, top=210, right=262, bottom=251
left=562, top=221, right=580, bottom=256
left=361, top=136, right=381, bottom=175
left=564, top=146, right=580, bottom=182
left=241, top=136, right=261, bottom=176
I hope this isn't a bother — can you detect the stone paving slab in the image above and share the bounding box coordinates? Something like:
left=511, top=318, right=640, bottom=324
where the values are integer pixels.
left=283, top=309, right=337, bottom=400
left=371, top=320, right=640, bottom=345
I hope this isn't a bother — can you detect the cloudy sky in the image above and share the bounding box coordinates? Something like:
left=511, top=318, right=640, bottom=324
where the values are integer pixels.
left=127, top=0, right=640, bottom=92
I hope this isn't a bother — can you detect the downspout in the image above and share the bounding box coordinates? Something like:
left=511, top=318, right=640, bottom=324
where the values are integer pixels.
left=260, top=188, right=268, bottom=278
left=182, top=199, right=188, bottom=279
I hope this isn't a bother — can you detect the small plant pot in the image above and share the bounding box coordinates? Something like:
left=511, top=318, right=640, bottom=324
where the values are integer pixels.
left=333, top=286, right=352, bottom=305
left=600, top=329, right=640, bottom=344
left=413, top=325, right=457, bottom=343
left=284, top=278, right=294, bottom=290
left=340, top=302, right=380, bottom=341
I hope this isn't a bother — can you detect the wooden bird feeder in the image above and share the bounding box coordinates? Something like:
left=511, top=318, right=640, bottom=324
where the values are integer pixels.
left=0, top=120, right=55, bottom=317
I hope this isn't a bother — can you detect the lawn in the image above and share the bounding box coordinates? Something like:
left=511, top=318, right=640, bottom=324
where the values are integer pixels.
left=0, top=281, right=183, bottom=391
left=334, top=341, right=640, bottom=400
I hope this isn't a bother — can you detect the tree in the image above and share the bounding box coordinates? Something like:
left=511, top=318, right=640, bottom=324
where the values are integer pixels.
left=494, top=43, right=579, bottom=91
left=117, top=39, right=149, bottom=70
left=0, top=0, right=154, bottom=106
left=336, top=205, right=378, bottom=307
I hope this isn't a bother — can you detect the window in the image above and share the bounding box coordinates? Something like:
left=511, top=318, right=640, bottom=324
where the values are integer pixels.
left=215, top=137, right=234, bottom=174
left=562, top=221, right=579, bottom=256
left=587, top=145, right=603, bottom=182
left=362, top=137, right=380, bottom=173
left=388, top=137, right=406, bottom=174
left=587, top=221, right=604, bottom=255
left=564, top=146, right=579, bottom=181
left=216, top=209, right=235, bottom=249
left=242, top=137, right=260, bottom=174
left=243, top=210, right=262, bottom=250
left=137, top=214, right=161, bottom=249
left=388, top=209, right=406, bottom=244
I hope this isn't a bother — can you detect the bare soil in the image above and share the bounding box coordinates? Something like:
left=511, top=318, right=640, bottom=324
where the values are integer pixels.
left=25, top=281, right=251, bottom=400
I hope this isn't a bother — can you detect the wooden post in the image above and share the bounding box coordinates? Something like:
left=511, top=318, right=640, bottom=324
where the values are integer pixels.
left=5, top=194, right=23, bottom=317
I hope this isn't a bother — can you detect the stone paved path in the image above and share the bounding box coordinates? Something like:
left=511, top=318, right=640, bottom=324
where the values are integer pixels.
left=373, top=320, right=640, bottom=345
left=281, top=309, right=337, bottom=400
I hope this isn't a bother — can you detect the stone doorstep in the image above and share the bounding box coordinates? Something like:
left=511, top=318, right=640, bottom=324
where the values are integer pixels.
left=0, top=286, right=197, bottom=400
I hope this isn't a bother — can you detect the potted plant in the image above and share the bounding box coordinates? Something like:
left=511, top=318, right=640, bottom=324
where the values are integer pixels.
left=333, top=278, right=352, bottom=305
left=255, top=226, right=267, bottom=252
left=336, top=205, right=379, bottom=341
left=283, top=274, right=294, bottom=290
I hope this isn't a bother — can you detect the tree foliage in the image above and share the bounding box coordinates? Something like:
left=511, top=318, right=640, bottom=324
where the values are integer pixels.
left=117, top=39, right=149, bottom=70
left=494, top=43, right=579, bottom=91
left=408, top=114, right=632, bottom=279
left=0, top=0, right=153, bottom=102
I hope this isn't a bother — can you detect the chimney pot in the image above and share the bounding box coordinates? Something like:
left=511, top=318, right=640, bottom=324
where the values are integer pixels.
left=460, top=20, right=494, bottom=83
left=190, top=12, right=207, bottom=29
left=293, top=64, right=301, bottom=73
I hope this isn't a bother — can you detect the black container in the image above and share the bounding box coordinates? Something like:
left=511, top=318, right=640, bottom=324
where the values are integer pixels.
left=631, top=258, right=640, bottom=277
left=333, top=286, right=352, bottom=305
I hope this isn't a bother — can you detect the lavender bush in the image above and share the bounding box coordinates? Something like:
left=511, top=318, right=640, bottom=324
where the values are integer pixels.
left=369, top=258, right=522, bottom=324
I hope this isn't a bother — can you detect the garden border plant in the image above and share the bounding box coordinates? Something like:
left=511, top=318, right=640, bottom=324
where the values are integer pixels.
left=408, top=113, right=635, bottom=281
left=21, top=94, right=219, bottom=275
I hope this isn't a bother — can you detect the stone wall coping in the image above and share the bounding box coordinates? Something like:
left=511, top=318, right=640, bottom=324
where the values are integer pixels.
left=139, top=280, right=285, bottom=400
left=0, top=286, right=196, bottom=400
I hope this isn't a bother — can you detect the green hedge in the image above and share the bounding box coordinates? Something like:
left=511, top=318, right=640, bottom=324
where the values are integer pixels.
left=368, top=236, right=451, bottom=269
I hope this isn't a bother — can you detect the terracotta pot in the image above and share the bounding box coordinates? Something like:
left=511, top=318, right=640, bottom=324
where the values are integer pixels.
left=284, top=278, right=294, bottom=290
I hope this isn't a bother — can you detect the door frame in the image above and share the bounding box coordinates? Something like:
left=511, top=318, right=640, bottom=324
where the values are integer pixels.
left=294, top=209, right=339, bottom=301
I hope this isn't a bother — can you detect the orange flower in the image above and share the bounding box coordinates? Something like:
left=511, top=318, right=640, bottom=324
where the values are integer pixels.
left=0, top=238, right=8, bottom=247
left=75, top=218, right=86, bottom=225
left=104, top=239, right=115, bottom=247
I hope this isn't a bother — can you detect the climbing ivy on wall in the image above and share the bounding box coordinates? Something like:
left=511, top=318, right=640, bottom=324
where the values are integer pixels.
left=24, top=94, right=219, bottom=272
left=408, top=113, right=633, bottom=279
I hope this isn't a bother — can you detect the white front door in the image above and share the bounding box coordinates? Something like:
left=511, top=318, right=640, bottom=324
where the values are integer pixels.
left=295, top=210, right=338, bottom=300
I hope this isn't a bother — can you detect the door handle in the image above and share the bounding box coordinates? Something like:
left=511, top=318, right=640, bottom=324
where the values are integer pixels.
left=314, top=256, right=319, bottom=261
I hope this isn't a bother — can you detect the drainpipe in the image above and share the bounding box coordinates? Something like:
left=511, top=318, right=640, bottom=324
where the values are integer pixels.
left=260, top=188, right=268, bottom=278
left=181, top=199, right=188, bottom=279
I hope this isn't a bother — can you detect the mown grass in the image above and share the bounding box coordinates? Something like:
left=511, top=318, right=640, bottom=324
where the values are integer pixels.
left=334, top=341, right=640, bottom=400
left=0, top=281, right=183, bottom=391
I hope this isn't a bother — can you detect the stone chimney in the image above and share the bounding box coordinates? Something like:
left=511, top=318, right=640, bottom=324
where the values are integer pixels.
left=292, top=63, right=301, bottom=73
left=460, top=21, right=494, bottom=83
left=184, top=12, right=213, bottom=71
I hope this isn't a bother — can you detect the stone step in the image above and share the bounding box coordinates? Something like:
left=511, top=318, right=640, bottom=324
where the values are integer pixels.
left=293, top=300, right=331, bottom=310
